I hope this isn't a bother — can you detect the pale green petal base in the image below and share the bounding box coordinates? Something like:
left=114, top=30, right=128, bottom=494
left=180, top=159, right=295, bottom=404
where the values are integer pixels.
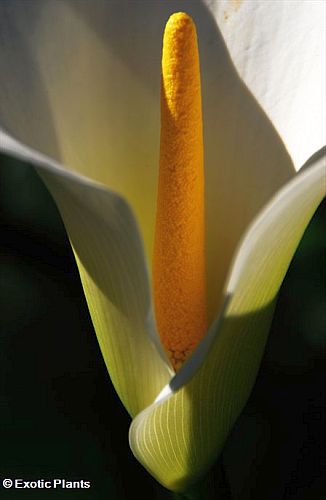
left=0, top=132, right=172, bottom=417
left=129, top=154, right=325, bottom=491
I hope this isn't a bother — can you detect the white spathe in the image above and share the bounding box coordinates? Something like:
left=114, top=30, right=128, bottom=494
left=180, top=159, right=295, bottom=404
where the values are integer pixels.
left=0, top=0, right=325, bottom=492
left=206, top=0, right=326, bottom=169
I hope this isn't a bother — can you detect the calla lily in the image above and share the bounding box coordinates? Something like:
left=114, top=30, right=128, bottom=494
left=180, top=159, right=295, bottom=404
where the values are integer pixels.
left=0, top=0, right=325, bottom=494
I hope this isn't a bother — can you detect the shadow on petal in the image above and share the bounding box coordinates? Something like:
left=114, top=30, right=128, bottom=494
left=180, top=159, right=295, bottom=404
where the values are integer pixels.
left=1, top=0, right=294, bottom=322
left=66, top=0, right=295, bottom=318
left=38, top=169, right=172, bottom=417
left=0, top=1, right=61, bottom=160
left=130, top=300, right=276, bottom=492
left=130, top=156, right=325, bottom=490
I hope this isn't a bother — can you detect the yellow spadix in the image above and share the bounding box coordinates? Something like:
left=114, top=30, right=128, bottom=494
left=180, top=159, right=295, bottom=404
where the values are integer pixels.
left=153, top=13, right=207, bottom=371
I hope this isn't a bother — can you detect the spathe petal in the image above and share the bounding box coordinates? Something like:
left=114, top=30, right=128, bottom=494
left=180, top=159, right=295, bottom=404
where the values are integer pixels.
left=0, top=131, right=172, bottom=417
left=0, top=0, right=296, bottom=316
left=129, top=153, right=325, bottom=491
left=205, top=0, right=326, bottom=170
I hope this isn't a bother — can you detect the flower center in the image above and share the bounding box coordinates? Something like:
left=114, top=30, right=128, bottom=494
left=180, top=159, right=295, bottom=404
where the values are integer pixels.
left=153, top=13, right=207, bottom=371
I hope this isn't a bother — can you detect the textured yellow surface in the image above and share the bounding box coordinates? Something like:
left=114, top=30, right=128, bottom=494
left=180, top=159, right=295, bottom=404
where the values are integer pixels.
left=153, top=13, right=207, bottom=370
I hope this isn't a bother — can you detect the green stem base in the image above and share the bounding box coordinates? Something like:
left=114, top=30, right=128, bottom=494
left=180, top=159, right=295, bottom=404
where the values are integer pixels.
left=171, top=459, right=232, bottom=500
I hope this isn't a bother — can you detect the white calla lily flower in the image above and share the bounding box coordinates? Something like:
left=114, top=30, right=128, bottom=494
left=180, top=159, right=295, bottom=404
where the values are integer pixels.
left=0, top=0, right=325, bottom=492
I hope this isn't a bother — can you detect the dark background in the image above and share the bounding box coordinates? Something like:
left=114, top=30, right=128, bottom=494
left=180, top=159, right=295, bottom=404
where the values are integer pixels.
left=0, top=154, right=325, bottom=499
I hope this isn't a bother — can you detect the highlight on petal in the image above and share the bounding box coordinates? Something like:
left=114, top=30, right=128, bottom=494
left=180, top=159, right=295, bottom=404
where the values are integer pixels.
left=206, top=0, right=326, bottom=170
left=0, top=131, right=172, bottom=417
left=129, top=153, right=325, bottom=491
left=0, top=0, right=296, bottom=322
